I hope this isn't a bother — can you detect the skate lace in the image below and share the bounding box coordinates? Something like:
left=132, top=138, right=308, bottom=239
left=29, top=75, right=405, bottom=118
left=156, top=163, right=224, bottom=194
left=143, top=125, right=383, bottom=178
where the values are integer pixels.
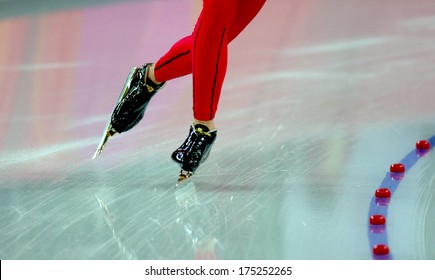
left=196, top=127, right=212, bottom=137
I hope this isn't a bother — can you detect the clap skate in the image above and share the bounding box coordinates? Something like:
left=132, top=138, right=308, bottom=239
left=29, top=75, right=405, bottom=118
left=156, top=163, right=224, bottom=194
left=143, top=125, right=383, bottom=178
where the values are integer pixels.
left=93, top=64, right=165, bottom=159
left=172, top=124, right=217, bottom=183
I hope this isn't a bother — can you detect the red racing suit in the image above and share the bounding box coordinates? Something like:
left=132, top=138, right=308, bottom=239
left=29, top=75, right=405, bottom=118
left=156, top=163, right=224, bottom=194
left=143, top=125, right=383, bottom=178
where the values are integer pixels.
left=154, top=0, right=266, bottom=121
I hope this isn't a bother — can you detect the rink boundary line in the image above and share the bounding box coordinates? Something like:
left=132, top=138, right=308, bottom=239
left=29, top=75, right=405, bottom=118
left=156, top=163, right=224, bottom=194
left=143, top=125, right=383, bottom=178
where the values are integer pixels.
left=367, top=135, right=435, bottom=260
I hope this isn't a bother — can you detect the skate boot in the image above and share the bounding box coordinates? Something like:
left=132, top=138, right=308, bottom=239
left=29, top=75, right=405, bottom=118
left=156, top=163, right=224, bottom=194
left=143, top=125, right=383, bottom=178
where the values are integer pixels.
left=111, top=63, right=165, bottom=133
left=92, top=64, right=165, bottom=159
left=172, top=124, right=217, bottom=182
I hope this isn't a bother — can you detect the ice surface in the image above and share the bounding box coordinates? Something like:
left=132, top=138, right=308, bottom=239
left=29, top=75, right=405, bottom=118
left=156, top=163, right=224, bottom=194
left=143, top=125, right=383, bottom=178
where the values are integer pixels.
left=0, top=0, right=434, bottom=260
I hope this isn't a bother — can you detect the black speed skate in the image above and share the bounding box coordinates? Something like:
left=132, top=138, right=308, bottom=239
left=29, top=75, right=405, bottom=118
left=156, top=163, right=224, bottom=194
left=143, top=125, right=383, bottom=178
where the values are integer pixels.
left=172, top=124, right=217, bottom=183
left=93, top=63, right=165, bottom=159
left=110, top=63, right=165, bottom=134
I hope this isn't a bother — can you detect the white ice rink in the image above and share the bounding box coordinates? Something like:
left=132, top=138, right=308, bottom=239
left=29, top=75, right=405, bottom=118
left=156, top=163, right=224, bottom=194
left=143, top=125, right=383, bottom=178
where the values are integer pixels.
left=0, top=0, right=434, bottom=261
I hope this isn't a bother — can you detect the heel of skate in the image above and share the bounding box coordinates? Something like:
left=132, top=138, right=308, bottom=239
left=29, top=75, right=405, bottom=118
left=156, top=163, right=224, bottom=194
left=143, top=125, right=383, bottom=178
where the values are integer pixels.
left=177, top=169, right=194, bottom=186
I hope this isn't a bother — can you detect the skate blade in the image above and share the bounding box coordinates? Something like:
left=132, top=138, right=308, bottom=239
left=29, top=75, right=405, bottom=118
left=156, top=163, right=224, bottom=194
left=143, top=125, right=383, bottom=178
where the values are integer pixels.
left=92, top=67, right=138, bottom=159
left=176, top=169, right=194, bottom=186
left=118, top=67, right=139, bottom=101
left=92, top=126, right=117, bottom=159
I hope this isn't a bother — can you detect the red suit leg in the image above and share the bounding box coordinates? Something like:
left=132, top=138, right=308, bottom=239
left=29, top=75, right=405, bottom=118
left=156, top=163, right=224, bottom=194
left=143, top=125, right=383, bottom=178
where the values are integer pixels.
left=154, top=0, right=266, bottom=121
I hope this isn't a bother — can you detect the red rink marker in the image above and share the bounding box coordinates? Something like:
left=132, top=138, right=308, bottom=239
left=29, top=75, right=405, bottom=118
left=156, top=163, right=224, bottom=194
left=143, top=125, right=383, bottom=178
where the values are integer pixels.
left=375, top=188, right=391, bottom=198
left=390, top=163, right=405, bottom=173
left=416, top=140, right=431, bottom=150
left=370, top=214, right=386, bottom=225
left=373, top=244, right=390, bottom=255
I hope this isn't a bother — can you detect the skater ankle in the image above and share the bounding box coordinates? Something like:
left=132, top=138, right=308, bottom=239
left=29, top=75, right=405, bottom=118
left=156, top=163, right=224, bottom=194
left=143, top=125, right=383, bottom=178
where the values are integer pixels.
left=193, top=119, right=216, bottom=131
left=147, top=64, right=162, bottom=85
